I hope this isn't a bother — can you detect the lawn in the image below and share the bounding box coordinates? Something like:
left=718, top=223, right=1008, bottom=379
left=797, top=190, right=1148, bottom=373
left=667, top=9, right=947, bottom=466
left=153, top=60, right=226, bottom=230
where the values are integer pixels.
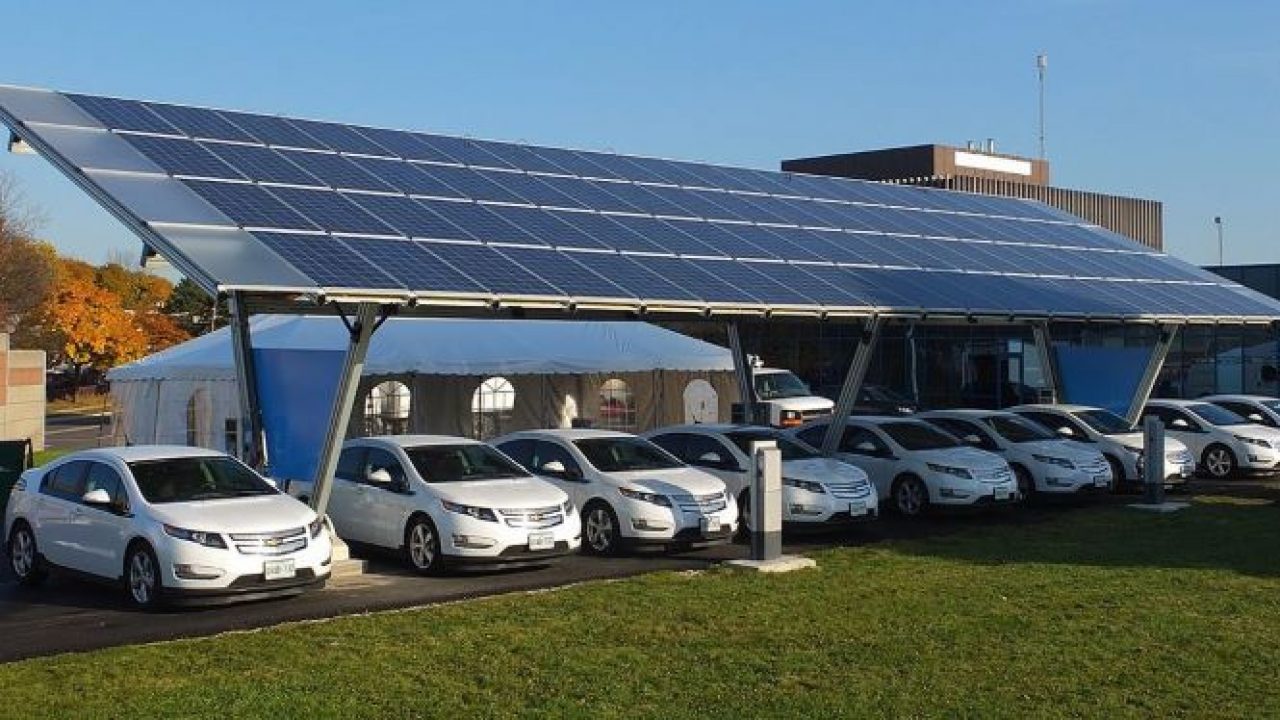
left=2, top=495, right=1278, bottom=719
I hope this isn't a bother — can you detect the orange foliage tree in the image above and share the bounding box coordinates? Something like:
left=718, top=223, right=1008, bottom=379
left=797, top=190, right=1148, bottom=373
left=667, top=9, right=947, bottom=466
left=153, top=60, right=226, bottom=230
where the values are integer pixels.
left=39, top=277, right=148, bottom=371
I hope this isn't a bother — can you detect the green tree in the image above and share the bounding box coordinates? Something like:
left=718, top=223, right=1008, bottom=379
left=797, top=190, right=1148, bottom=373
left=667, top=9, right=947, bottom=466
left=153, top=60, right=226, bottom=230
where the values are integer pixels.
left=164, top=277, right=228, bottom=335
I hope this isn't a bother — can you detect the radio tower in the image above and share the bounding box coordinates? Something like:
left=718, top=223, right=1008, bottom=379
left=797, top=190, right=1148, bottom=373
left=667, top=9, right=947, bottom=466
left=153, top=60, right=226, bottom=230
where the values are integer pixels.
left=1036, top=53, right=1048, bottom=160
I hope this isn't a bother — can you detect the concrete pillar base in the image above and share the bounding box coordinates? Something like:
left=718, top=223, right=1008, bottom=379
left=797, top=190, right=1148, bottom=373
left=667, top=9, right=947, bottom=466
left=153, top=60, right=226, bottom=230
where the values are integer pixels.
left=724, top=555, right=817, bottom=574
left=326, top=532, right=367, bottom=580
left=1126, top=501, right=1191, bottom=514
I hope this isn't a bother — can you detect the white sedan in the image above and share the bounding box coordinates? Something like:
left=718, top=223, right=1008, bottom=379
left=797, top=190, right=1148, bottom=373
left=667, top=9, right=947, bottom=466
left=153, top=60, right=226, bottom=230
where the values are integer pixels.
left=791, top=417, right=1017, bottom=517
left=494, top=429, right=737, bottom=555
left=643, top=424, right=878, bottom=528
left=1201, top=395, right=1280, bottom=429
left=1143, top=399, right=1280, bottom=478
left=328, top=436, right=581, bottom=574
left=5, top=446, right=331, bottom=608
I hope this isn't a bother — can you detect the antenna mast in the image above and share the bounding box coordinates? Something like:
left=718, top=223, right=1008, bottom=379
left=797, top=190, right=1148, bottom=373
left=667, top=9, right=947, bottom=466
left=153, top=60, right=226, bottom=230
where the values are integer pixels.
left=1036, top=53, right=1048, bottom=160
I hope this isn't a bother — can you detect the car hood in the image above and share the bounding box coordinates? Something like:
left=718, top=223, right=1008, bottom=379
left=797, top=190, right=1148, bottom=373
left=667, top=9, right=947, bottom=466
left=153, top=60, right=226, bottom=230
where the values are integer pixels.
left=148, top=493, right=314, bottom=533
left=914, top=446, right=1007, bottom=472
left=433, top=477, right=567, bottom=509
left=1224, top=424, right=1280, bottom=443
left=781, top=457, right=869, bottom=483
left=767, top=396, right=835, bottom=412
left=612, top=467, right=726, bottom=496
left=1017, top=440, right=1102, bottom=462
left=1111, top=433, right=1190, bottom=454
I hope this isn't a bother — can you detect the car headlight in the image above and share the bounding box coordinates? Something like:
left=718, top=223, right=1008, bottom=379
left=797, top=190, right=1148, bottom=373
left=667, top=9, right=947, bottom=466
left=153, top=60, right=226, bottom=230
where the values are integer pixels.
left=163, top=524, right=227, bottom=549
left=1032, top=454, right=1075, bottom=469
left=1233, top=435, right=1272, bottom=449
left=561, top=499, right=575, bottom=515
left=926, top=463, right=972, bottom=479
left=441, top=500, right=499, bottom=522
left=782, top=477, right=825, bottom=494
left=618, top=487, right=672, bottom=507
left=309, top=516, right=326, bottom=539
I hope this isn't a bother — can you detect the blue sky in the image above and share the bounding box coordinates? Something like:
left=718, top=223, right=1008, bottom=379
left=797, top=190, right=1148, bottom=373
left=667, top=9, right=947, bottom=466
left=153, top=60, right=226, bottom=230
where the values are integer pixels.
left=2, top=1, right=1277, bottom=267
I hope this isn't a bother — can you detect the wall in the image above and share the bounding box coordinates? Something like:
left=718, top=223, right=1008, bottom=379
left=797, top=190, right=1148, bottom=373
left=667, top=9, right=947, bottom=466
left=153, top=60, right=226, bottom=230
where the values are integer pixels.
left=0, top=333, right=46, bottom=450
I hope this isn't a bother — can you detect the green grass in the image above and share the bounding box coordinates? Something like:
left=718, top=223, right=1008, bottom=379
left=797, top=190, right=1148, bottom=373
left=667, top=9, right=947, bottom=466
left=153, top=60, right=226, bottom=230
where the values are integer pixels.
left=3, top=496, right=1279, bottom=719
left=32, top=448, right=69, bottom=466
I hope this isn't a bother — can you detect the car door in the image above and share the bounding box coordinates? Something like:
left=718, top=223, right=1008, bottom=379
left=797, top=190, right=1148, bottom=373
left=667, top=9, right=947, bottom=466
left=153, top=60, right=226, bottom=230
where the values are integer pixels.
left=361, top=447, right=412, bottom=549
left=329, top=446, right=369, bottom=543
left=70, top=461, right=134, bottom=579
left=1146, top=407, right=1205, bottom=454
left=528, top=440, right=590, bottom=508
left=837, top=427, right=897, bottom=496
left=34, top=460, right=90, bottom=569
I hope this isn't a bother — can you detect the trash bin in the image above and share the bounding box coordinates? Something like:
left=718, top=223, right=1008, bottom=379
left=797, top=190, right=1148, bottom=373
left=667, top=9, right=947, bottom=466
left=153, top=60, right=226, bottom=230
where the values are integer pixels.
left=0, top=439, right=34, bottom=523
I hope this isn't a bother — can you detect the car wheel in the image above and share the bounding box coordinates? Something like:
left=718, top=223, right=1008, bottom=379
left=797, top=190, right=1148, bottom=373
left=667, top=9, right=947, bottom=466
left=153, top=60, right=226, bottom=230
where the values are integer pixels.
left=1202, top=444, right=1237, bottom=479
left=893, top=475, right=928, bottom=517
left=1013, top=465, right=1036, bottom=502
left=1104, top=455, right=1127, bottom=493
left=8, top=522, right=47, bottom=587
left=404, top=514, right=443, bottom=575
left=737, top=490, right=752, bottom=535
left=125, top=543, right=163, bottom=609
left=582, top=502, right=621, bottom=555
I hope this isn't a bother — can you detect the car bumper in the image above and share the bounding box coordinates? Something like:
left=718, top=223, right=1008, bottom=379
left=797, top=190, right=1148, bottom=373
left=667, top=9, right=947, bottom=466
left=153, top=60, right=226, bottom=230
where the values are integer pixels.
left=620, top=502, right=738, bottom=545
left=628, top=525, right=736, bottom=548
left=931, top=480, right=1018, bottom=506
left=441, top=514, right=582, bottom=562
left=782, top=487, right=878, bottom=525
left=163, top=569, right=328, bottom=606
left=447, top=540, right=580, bottom=568
left=159, top=532, right=333, bottom=596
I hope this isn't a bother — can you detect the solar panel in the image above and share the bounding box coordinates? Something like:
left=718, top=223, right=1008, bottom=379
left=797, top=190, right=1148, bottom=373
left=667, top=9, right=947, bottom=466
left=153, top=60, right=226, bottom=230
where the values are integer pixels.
left=7, top=85, right=1279, bottom=321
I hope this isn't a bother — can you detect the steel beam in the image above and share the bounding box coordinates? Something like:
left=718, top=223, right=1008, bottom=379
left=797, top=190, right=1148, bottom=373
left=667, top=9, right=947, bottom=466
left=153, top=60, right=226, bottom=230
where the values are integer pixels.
left=1032, top=322, right=1062, bottom=404
left=1124, top=323, right=1179, bottom=427
left=310, top=303, right=382, bottom=516
left=227, top=292, right=267, bottom=469
left=727, top=323, right=756, bottom=425
left=821, top=316, right=884, bottom=455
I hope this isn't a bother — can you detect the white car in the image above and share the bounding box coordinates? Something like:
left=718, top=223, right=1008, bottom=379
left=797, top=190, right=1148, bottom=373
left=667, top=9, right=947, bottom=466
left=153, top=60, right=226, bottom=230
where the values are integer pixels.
left=1201, top=395, right=1280, bottom=429
left=328, top=436, right=581, bottom=574
left=918, top=410, right=1113, bottom=498
left=493, top=429, right=738, bottom=555
left=1142, top=399, right=1280, bottom=479
left=1009, top=404, right=1195, bottom=489
left=790, top=417, right=1017, bottom=517
left=643, top=424, right=878, bottom=528
left=4, top=446, right=331, bottom=608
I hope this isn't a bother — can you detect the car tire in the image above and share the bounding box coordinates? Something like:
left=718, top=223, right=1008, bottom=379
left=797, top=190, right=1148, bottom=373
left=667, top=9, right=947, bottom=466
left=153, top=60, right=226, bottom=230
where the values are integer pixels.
left=1202, top=444, right=1237, bottom=479
left=125, top=542, right=164, bottom=610
left=8, top=522, right=47, bottom=587
left=1104, top=455, right=1127, bottom=493
left=582, top=501, right=621, bottom=556
left=892, top=475, right=929, bottom=518
left=404, top=514, right=444, bottom=576
left=1013, top=465, right=1036, bottom=502
left=737, top=490, right=752, bottom=536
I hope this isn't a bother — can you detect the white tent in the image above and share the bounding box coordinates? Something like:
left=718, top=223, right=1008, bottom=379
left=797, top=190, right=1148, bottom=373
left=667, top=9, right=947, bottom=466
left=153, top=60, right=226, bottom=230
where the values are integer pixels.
left=108, top=316, right=736, bottom=456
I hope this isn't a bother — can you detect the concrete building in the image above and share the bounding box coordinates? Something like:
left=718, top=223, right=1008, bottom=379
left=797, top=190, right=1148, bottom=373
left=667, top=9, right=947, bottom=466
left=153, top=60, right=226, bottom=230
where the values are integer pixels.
left=0, top=333, right=45, bottom=450
left=782, top=143, right=1163, bottom=250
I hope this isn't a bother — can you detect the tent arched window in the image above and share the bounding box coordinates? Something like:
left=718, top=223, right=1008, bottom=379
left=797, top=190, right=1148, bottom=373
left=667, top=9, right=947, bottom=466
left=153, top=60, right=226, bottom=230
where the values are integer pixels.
left=598, top=378, right=636, bottom=430
left=682, top=379, right=718, bottom=424
left=472, top=376, right=515, bottom=439
left=364, top=380, right=412, bottom=436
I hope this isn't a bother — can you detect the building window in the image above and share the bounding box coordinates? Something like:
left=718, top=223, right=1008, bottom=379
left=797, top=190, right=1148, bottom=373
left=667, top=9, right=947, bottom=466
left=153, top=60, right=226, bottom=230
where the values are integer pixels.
left=472, top=376, right=515, bottom=439
left=364, top=380, right=411, bottom=436
left=598, top=378, right=636, bottom=430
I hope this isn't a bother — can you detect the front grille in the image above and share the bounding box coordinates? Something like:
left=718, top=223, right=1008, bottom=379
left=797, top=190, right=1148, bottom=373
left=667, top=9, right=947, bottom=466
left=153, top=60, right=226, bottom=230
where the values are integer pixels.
left=229, top=527, right=308, bottom=556
left=827, top=481, right=871, bottom=499
left=498, top=505, right=565, bottom=529
left=1078, top=458, right=1110, bottom=475
left=677, top=492, right=727, bottom=515
left=975, top=467, right=1013, bottom=484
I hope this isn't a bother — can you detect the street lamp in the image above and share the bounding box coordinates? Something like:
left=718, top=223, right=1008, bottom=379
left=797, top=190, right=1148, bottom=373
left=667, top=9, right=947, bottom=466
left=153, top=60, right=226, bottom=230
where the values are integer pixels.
left=1214, top=216, right=1224, bottom=266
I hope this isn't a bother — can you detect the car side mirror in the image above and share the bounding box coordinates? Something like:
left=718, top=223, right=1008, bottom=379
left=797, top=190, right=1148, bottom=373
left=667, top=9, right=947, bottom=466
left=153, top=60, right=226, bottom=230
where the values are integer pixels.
left=1055, top=426, right=1074, bottom=437
left=1248, top=413, right=1264, bottom=423
left=697, top=452, right=725, bottom=467
left=541, top=460, right=567, bottom=475
left=963, top=434, right=984, bottom=446
left=367, top=468, right=394, bottom=485
left=853, top=441, right=878, bottom=454
left=82, top=488, right=112, bottom=506
left=1170, top=419, right=1189, bottom=429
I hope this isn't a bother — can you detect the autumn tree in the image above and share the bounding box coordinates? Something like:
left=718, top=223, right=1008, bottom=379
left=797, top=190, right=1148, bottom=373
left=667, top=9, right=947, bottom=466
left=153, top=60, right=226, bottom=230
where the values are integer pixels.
left=0, top=173, right=55, bottom=333
left=37, top=276, right=148, bottom=380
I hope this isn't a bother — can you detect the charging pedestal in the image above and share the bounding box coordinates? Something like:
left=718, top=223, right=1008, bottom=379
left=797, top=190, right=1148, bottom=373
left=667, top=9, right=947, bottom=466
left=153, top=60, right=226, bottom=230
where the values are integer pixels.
left=1129, top=416, right=1188, bottom=513
left=726, top=441, right=816, bottom=573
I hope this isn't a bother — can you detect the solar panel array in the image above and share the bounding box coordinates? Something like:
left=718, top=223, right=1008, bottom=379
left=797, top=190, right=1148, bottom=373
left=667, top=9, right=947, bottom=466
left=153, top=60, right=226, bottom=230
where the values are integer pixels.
left=4, top=87, right=1278, bottom=320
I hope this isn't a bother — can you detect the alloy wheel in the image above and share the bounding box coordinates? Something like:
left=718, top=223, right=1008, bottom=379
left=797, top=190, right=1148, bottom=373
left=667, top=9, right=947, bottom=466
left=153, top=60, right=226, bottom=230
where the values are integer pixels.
left=408, top=521, right=436, bottom=570
left=896, top=480, right=924, bottom=516
left=129, top=550, right=157, bottom=606
left=10, top=528, right=34, bottom=578
left=1205, top=447, right=1234, bottom=478
left=585, top=506, right=615, bottom=553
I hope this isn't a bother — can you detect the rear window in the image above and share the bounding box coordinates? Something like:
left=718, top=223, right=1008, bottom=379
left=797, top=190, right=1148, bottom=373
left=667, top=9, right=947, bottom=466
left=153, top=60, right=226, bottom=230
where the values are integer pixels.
left=404, top=444, right=528, bottom=483
left=1187, top=403, right=1246, bottom=427
left=129, top=456, right=277, bottom=503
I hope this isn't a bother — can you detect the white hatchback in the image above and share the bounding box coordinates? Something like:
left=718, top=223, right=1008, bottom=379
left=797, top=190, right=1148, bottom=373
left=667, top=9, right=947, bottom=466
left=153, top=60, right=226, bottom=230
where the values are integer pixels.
left=918, top=410, right=1113, bottom=498
left=327, top=436, right=581, bottom=574
left=494, top=429, right=738, bottom=555
left=791, top=417, right=1017, bottom=517
left=4, top=446, right=331, bottom=608
left=1142, top=399, right=1280, bottom=478
left=643, top=424, right=878, bottom=528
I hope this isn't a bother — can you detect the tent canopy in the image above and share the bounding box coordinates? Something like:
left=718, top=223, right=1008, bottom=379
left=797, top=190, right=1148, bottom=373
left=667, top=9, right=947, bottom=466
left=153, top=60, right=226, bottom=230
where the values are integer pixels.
left=107, top=316, right=733, bottom=382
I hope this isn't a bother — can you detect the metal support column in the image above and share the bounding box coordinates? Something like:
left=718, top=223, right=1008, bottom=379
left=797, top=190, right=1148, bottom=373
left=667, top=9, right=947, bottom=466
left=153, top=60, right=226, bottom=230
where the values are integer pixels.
left=727, top=323, right=756, bottom=425
left=228, top=292, right=267, bottom=469
left=821, top=316, right=884, bottom=456
left=310, top=303, right=383, bottom=516
left=1032, top=322, right=1062, bottom=404
left=1124, top=323, right=1179, bottom=427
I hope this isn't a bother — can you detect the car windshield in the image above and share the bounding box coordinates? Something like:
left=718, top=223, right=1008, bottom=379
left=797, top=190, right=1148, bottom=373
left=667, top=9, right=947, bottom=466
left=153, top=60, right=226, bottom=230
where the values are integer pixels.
left=1074, top=409, right=1135, bottom=435
left=129, top=456, right=278, bottom=503
left=725, top=430, right=820, bottom=461
left=1262, top=400, right=1280, bottom=414
left=405, top=444, right=528, bottom=482
left=987, top=415, right=1056, bottom=443
left=880, top=422, right=960, bottom=451
left=574, top=437, right=683, bottom=472
left=1187, top=402, right=1247, bottom=427
left=753, top=371, right=812, bottom=400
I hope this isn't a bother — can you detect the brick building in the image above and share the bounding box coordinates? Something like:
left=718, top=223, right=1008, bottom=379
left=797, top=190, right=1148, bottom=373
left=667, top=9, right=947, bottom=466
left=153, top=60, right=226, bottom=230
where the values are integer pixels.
left=0, top=333, right=45, bottom=450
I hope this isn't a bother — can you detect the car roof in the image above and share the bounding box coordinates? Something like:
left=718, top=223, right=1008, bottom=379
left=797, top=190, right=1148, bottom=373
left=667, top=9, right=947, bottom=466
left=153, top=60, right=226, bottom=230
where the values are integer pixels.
left=347, top=435, right=484, bottom=449
left=53, top=445, right=227, bottom=464
left=497, top=428, right=638, bottom=441
left=1008, top=403, right=1100, bottom=413
left=918, top=409, right=1007, bottom=419
left=648, top=424, right=774, bottom=435
left=1146, top=398, right=1207, bottom=408
left=847, top=415, right=932, bottom=426
left=1199, top=394, right=1276, bottom=402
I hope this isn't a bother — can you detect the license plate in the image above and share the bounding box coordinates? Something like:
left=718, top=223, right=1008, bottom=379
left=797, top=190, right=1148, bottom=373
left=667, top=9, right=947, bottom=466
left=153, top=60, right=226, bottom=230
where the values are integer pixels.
left=528, top=532, right=555, bottom=551
left=263, top=558, right=296, bottom=581
left=995, top=488, right=1012, bottom=501
left=701, top=516, right=721, bottom=534
left=1094, top=474, right=1110, bottom=487
left=849, top=502, right=867, bottom=516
